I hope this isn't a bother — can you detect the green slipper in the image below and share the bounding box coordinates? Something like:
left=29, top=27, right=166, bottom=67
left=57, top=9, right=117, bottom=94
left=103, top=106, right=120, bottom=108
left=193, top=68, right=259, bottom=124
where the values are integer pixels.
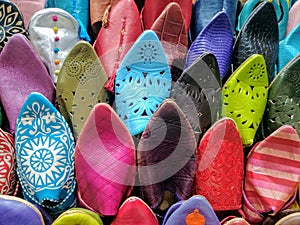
left=56, top=40, right=109, bottom=140
left=222, top=54, right=269, bottom=146
left=264, top=53, right=300, bottom=137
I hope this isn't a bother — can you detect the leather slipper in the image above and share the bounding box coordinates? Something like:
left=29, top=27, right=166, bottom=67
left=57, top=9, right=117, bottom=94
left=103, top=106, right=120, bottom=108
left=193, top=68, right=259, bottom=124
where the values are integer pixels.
left=75, top=103, right=136, bottom=216
left=56, top=40, right=109, bottom=141
left=285, top=0, right=300, bottom=36
left=114, top=30, right=172, bottom=136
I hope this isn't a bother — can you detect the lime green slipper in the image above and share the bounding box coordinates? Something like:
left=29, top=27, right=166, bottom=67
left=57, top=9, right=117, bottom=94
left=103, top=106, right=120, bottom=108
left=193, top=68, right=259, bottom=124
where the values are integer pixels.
left=222, top=54, right=269, bottom=146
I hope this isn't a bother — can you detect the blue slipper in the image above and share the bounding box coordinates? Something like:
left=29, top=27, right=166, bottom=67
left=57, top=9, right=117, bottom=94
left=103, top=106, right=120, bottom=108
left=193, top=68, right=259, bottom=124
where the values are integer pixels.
left=186, top=11, right=233, bottom=79
left=114, top=30, right=172, bottom=136
left=15, top=92, right=76, bottom=216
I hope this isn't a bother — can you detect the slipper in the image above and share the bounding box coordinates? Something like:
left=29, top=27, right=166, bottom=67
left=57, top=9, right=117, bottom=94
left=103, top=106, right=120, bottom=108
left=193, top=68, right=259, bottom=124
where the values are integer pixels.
left=222, top=54, right=268, bottom=146
left=75, top=103, right=136, bottom=216
left=233, top=0, right=278, bottom=82
left=28, top=8, right=81, bottom=82
left=137, top=99, right=197, bottom=212
left=0, top=0, right=26, bottom=51
left=114, top=30, right=172, bottom=136
left=236, top=0, right=288, bottom=41
left=111, top=197, right=159, bottom=225
left=56, top=40, right=109, bottom=141
left=221, top=217, right=250, bottom=225
left=93, top=0, right=142, bottom=93
left=171, top=52, right=222, bottom=142
left=185, top=11, right=233, bottom=79
left=142, top=0, right=192, bottom=30
left=150, top=2, right=188, bottom=82
left=15, top=92, right=76, bottom=216
left=275, top=212, right=300, bottom=225
left=45, top=0, right=90, bottom=39
left=90, top=0, right=118, bottom=36
left=0, top=128, right=17, bottom=195
left=262, top=209, right=300, bottom=225
left=278, top=23, right=300, bottom=72
left=285, top=0, right=300, bottom=36
left=195, top=118, right=244, bottom=211
left=0, top=33, right=55, bottom=134
left=52, top=208, right=104, bottom=225
left=264, top=53, right=300, bottom=137
left=190, top=0, right=237, bottom=41
left=243, top=125, right=300, bottom=224
left=10, top=0, right=45, bottom=27
left=162, top=195, right=220, bottom=225
left=0, top=195, right=46, bottom=225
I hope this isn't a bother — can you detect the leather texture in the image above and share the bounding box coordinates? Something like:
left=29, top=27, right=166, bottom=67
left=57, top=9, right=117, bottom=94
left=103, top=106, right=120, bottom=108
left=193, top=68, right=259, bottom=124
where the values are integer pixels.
left=15, top=92, right=76, bottom=216
left=186, top=11, right=233, bottom=79
left=243, top=125, right=300, bottom=224
left=0, top=128, right=16, bottom=195
left=263, top=209, right=300, bottom=225
left=275, top=213, right=300, bottom=225
left=75, top=103, right=136, bottom=216
left=162, top=195, right=221, bottom=225
left=10, top=0, right=45, bottom=27
left=137, top=99, right=197, bottom=211
left=237, top=0, right=288, bottom=41
left=52, top=208, right=104, bottom=225
left=278, top=23, right=300, bottom=72
left=150, top=2, right=188, bottom=82
left=222, top=217, right=250, bottom=225
left=56, top=41, right=109, bottom=141
left=222, top=54, right=268, bottom=146
left=286, top=0, right=300, bottom=36
left=190, top=0, right=237, bottom=41
left=196, top=118, right=244, bottom=211
left=0, top=33, right=55, bottom=135
left=264, top=53, right=300, bottom=137
left=111, top=197, right=159, bottom=225
left=0, top=0, right=26, bottom=51
left=142, top=0, right=192, bottom=30
left=171, top=52, right=222, bottom=142
left=93, top=0, right=142, bottom=93
left=28, top=8, right=80, bottom=82
left=0, top=195, right=45, bottom=225
left=114, top=30, right=171, bottom=136
left=233, top=1, right=278, bottom=82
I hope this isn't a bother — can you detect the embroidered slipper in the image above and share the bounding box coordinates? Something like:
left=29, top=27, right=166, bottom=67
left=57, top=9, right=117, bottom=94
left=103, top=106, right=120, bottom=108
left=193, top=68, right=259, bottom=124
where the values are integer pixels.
left=171, top=52, right=222, bottom=142
left=285, top=0, right=300, bottom=36
left=196, top=118, right=244, bottom=211
left=264, top=53, right=300, bottom=137
left=93, top=0, right=142, bottom=93
left=114, top=30, right=172, bottom=136
left=278, top=23, right=300, bottom=72
left=190, top=0, right=237, bottom=41
left=137, top=99, right=197, bottom=212
left=111, top=197, right=159, bottom=225
left=236, top=0, right=288, bottom=41
left=28, top=8, right=80, bottom=82
left=45, top=0, right=90, bottom=40
left=15, top=92, right=76, bottom=216
left=163, top=195, right=220, bottom=225
left=10, top=0, right=45, bottom=27
left=0, top=33, right=55, bottom=134
left=233, top=1, right=278, bottom=81
left=185, top=11, right=233, bottom=79
left=75, top=103, right=136, bottom=216
left=221, top=217, right=250, bottom=225
left=150, top=2, right=188, bottom=82
left=0, top=128, right=17, bottom=195
left=0, top=0, right=26, bottom=51
left=222, top=54, right=268, bottom=146
left=52, top=208, right=104, bottom=225
left=0, top=195, right=46, bottom=225
left=56, top=40, right=109, bottom=140
left=243, top=125, right=300, bottom=224
left=142, top=0, right=192, bottom=30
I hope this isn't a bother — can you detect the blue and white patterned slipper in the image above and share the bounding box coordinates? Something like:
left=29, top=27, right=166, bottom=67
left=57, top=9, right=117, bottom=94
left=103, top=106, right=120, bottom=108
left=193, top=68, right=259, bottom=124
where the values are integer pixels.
left=115, top=30, right=172, bottom=136
left=15, top=92, right=76, bottom=216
